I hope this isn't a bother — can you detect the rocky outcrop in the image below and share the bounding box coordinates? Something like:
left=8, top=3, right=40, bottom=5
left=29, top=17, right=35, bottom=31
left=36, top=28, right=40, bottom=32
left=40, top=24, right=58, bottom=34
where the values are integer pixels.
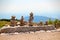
left=0, top=25, right=55, bottom=33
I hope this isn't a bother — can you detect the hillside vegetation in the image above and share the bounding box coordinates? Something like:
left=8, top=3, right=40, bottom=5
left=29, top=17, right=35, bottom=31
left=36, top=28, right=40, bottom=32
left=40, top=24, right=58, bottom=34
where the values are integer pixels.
left=0, top=19, right=60, bottom=28
left=0, top=21, right=10, bottom=28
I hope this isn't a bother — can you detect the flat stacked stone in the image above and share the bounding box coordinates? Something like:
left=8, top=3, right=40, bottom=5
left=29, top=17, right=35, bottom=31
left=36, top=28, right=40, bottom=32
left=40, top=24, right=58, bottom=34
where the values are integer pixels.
left=29, top=12, right=34, bottom=26
left=20, top=16, right=24, bottom=26
left=10, top=16, right=17, bottom=27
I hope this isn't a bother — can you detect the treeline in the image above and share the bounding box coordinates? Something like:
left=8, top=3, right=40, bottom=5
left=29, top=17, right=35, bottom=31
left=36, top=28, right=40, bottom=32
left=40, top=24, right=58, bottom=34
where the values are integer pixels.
left=0, top=19, right=10, bottom=22
left=0, top=19, right=19, bottom=22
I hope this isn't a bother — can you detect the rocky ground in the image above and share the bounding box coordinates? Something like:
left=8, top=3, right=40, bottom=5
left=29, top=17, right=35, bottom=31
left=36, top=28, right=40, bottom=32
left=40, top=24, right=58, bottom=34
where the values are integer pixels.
left=0, top=32, right=60, bottom=40
left=0, top=26, right=60, bottom=40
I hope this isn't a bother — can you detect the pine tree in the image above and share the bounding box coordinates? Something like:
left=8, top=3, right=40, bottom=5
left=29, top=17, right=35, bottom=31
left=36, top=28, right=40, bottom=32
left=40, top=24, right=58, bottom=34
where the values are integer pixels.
left=48, top=18, right=53, bottom=25
left=54, top=19, right=60, bottom=28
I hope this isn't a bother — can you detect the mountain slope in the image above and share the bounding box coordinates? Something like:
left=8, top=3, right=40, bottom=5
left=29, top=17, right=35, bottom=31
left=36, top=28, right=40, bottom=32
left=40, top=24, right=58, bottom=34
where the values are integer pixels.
left=24, top=16, right=55, bottom=23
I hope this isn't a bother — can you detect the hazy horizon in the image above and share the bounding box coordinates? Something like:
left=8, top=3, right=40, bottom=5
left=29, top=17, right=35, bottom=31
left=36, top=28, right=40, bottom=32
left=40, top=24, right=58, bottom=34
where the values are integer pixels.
left=0, top=0, right=60, bottom=19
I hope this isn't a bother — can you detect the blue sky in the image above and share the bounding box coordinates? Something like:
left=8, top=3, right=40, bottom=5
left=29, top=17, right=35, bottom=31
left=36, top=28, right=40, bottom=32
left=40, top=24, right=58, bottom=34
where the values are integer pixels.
left=0, top=0, right=60, bottom=19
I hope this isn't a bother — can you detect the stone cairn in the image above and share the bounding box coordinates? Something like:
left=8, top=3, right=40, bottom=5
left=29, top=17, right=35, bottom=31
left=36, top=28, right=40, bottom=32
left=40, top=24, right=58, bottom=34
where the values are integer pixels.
left=39, top=21, right=43, bottom=26
left=20, top=16, right=24, bottom=26
left=45, top=21, right=48, bottom=25
left=29, top=12, right=34, bottom=26
left=10, top=16, right=17, bottom=27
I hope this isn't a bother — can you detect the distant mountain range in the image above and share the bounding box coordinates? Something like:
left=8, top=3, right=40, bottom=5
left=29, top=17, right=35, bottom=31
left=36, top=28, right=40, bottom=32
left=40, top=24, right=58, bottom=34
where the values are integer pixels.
left=0, top=16, right=56, bottom=22
left=24, top=16, right=55, bottom=23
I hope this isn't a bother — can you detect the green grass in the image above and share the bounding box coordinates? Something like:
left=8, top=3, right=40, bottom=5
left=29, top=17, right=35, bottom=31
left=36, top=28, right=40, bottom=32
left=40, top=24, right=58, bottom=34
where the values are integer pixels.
left=0, top=21, right=10, bottom=28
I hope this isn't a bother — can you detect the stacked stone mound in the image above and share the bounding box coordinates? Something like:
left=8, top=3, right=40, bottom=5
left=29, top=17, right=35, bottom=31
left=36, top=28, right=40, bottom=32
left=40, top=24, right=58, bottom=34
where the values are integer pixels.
left=0, top=25, right=55, bottom=33
left=10, top=16, right=17, bottom=26
left=0, top=13, right=56, bottom=33
left=29, top=12, right=34, bottom=26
